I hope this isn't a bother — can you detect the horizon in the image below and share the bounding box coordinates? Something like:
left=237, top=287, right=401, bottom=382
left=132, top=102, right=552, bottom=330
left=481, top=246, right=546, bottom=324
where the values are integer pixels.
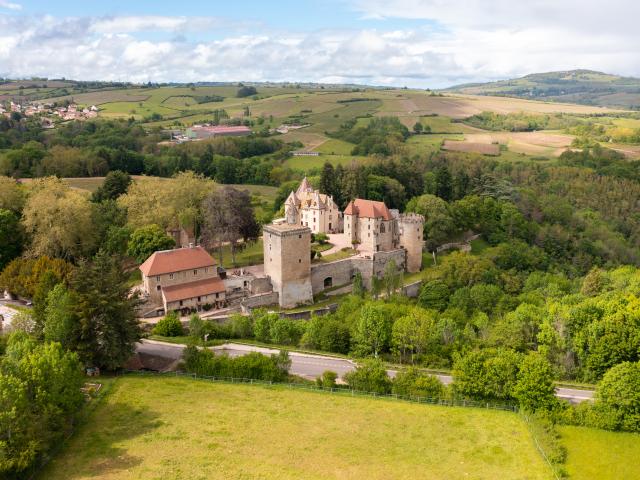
left=2, top=1, right=640, bottom=88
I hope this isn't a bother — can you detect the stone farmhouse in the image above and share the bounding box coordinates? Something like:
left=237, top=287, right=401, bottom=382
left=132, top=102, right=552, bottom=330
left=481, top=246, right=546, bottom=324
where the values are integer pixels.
left=283, top=177, right=342, bottom=234
left=139, top=246, right=225, bottom=315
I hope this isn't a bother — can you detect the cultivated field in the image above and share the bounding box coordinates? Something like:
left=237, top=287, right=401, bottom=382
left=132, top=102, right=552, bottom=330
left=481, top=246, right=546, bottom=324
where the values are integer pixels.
left=40, top=376, right=553, bottom=480
left=560, top=426, right=640, bottom=480
left=442, top=140, right=501, bottom=156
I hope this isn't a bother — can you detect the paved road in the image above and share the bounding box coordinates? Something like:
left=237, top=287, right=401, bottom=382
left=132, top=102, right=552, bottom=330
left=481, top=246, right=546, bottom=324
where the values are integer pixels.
left=136, top=339, right=594, bottom=403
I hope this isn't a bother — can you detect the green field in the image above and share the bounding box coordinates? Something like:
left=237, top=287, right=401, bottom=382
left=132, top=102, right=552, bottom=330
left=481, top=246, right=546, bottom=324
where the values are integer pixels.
left=560, top=426, right=640, bottom=480
left=218, top=238, right=264, bottom=268
left=41, top=376, right=553, bottom=480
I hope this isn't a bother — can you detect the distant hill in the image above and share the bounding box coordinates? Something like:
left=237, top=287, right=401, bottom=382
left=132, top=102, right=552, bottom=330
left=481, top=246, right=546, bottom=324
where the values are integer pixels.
left=446, top=70, right=640, bottom=109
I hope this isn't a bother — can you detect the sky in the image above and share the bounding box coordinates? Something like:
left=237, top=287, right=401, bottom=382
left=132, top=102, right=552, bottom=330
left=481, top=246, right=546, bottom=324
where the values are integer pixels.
left=1, top=0, right=639, bottom=88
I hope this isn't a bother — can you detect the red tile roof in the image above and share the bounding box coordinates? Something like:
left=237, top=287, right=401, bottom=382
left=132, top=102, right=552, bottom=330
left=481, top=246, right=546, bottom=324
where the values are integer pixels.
left=162, top=277, right=225, bottom=303
left=343, top=199, right=392, bottom=220
left=139, top=246, right=216, bottom=277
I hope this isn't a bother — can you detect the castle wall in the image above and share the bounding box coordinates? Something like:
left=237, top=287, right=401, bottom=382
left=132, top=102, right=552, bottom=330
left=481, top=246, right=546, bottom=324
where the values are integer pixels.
left=310, top=256, right=373, bottom=294
left=372, top=249, right=407, bottom=278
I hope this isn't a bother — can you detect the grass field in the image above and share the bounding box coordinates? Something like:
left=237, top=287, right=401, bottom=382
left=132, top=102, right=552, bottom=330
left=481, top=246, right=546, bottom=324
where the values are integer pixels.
left=217, top=238, right=264, bottom=268
left=41, top=376, right=552, bottom=480
left=560, top=426, right=640, bottom=480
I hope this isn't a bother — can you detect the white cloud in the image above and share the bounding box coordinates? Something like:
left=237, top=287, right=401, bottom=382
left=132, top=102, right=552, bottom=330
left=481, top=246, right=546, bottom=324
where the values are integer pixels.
left=1, top=8, right=640, bottom=88
left=0, top=0, right=21, bottom=10
left=90, top=15, right=226, bottom=34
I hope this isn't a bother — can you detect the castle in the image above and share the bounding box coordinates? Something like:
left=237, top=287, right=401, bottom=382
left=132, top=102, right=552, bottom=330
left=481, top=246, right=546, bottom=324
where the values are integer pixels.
left=265, top=185, right=424, bottom=308
left=283, top=177, right=342, bottom=234
left=140, top=178, right=424, bottom=314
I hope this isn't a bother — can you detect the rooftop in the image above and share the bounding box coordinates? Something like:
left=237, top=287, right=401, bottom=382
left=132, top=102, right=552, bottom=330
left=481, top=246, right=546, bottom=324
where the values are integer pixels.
left=140, top=246, right=216, bottom=277
left=191, top=125, right=251, bottom=134
left=344, top=199, right=392, bottom=221
left=162, top=277, right=225, bottom=303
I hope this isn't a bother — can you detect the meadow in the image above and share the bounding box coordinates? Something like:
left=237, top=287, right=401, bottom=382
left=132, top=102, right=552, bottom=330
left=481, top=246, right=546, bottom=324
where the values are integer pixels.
left=40, top=375, right=553, bottom=480
left=560, top=426, right=640, bottom=480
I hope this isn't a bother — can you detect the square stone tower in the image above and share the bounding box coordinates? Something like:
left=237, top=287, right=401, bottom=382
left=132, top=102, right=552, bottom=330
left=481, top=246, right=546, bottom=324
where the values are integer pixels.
left=397, top=213, right=425, bottom=273
left=263, top=223, right=313, bottom=308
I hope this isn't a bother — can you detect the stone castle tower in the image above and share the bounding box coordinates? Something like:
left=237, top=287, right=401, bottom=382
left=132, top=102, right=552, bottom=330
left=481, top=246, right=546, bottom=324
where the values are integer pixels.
left=263, top=221, right=313, bottom=308
left=397, top=213, right=425, bottom=273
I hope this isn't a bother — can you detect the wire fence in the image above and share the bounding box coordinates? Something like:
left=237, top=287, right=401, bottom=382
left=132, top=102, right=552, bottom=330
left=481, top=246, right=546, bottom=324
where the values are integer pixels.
left=521, top=413, right=565, bottom=480
left=121, top=369, right=519, bottom=413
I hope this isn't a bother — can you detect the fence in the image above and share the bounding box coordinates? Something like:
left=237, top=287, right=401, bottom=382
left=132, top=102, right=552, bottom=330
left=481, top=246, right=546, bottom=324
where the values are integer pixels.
left=121, top=369, right=519, bottom=413
left=521, top=413, right=565, bottom=480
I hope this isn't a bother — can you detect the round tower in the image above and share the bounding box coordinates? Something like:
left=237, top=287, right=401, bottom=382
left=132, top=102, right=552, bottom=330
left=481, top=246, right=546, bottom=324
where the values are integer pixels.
left=397, top=213, right=425, bottom=273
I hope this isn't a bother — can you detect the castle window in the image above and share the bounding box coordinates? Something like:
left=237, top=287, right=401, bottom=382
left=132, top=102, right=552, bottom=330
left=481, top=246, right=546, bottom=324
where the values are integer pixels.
left=193, top=269, right=198, bottom=275
left=299, top=259, right=302, bottom=263
left=156, top=276, right=160, bottom=282
left=197, top=296, right=201, bottom=302
left=299, top=234, right=302, bottom=238
left=156, top=285, right=161, bottom=291
left=169, top=273, right=174, bottom=280
left=380, top=223, right=385, bottom=233
left=179, top=300, right=183, bottom=306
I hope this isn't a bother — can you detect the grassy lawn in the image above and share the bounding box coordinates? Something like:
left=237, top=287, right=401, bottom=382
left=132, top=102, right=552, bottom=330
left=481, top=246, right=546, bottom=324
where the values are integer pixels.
left=217, top=239, right=264, bottom=268
left=313, top=248, right=357, bottom=263
left=41, top=376, right=552, bottom=480
left=560, top=426, right=640, bottom=480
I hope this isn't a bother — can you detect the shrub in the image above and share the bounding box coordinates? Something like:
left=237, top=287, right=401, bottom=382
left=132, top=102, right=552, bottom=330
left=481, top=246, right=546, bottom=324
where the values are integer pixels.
left=269, top=318, right=305, bottom=346
left=344, top=359, right=392, bottom=394
left=230, top=313, right=254, bottom=338
left=188, top=314, right=205, bottom=339
left=316, top=370, right=338, bottom=389
left=181, top=347, right=290, bottom=382
left=392, top=367, right=444, bottom=399
left=525, top=412, right=567, bottom=476
left=593, top=361, right=640, bottom=432
left=253, top=309, right=278, bottom=342
left=153, top=311, right=184, bottom=337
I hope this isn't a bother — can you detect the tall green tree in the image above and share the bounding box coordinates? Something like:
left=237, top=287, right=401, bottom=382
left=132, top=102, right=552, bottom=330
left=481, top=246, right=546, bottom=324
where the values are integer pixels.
left=92, top=170, right=132, bottom=202
left=71, top=251, right=142, bottom=369
left=0, top=208, right=22, bottom=271
left=512, top=353, right=557, bottom=412
left=354, top=304, right=392, bottom=357
left=127, top=224, right=176, bottom=263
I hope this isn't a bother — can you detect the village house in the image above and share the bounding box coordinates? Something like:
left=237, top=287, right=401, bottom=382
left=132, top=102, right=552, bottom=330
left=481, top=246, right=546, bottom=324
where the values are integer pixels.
left=283, top=177, right=342, bottom=234
left=139, top=246, right=225, bottom=314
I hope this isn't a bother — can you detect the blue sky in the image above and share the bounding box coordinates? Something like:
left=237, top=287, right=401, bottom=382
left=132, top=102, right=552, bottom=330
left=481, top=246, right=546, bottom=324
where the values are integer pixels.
left=1, top=0, right=639, bottom=87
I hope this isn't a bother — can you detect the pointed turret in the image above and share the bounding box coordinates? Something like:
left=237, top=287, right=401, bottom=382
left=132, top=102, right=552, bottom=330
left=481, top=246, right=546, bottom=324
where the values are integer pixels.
left=296, top=177, right=311, bottom=195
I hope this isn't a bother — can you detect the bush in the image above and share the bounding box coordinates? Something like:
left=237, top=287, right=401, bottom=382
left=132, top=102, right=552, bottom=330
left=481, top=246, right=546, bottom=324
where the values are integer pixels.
left=344, top=359, right=392, bottom=394
left=392, top=367, right=444, bottom=399
left=181, top=347, right=290, bottom=382
left=237, top=86, right=258, bottom=98
left=525, top=412, right=567, bottom=476
left=316, top=370, right=338, bottom=389
left=230, top=313, right=254, bottom=338
left=270, top=318, right=305, bottom=346
left=253, top=309, right=279, bottom=342
left=592, top=361, right=640, bottom=432
left=188, top=314, right=205, bottom=339
left=153, top=312, right=184, bottom=337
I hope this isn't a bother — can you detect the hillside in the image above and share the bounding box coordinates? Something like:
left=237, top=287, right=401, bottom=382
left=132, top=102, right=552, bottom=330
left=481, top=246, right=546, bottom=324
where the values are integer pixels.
left=446, top=70, right=640, bottom=109
left=40, top=376, right=552, bottom=480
